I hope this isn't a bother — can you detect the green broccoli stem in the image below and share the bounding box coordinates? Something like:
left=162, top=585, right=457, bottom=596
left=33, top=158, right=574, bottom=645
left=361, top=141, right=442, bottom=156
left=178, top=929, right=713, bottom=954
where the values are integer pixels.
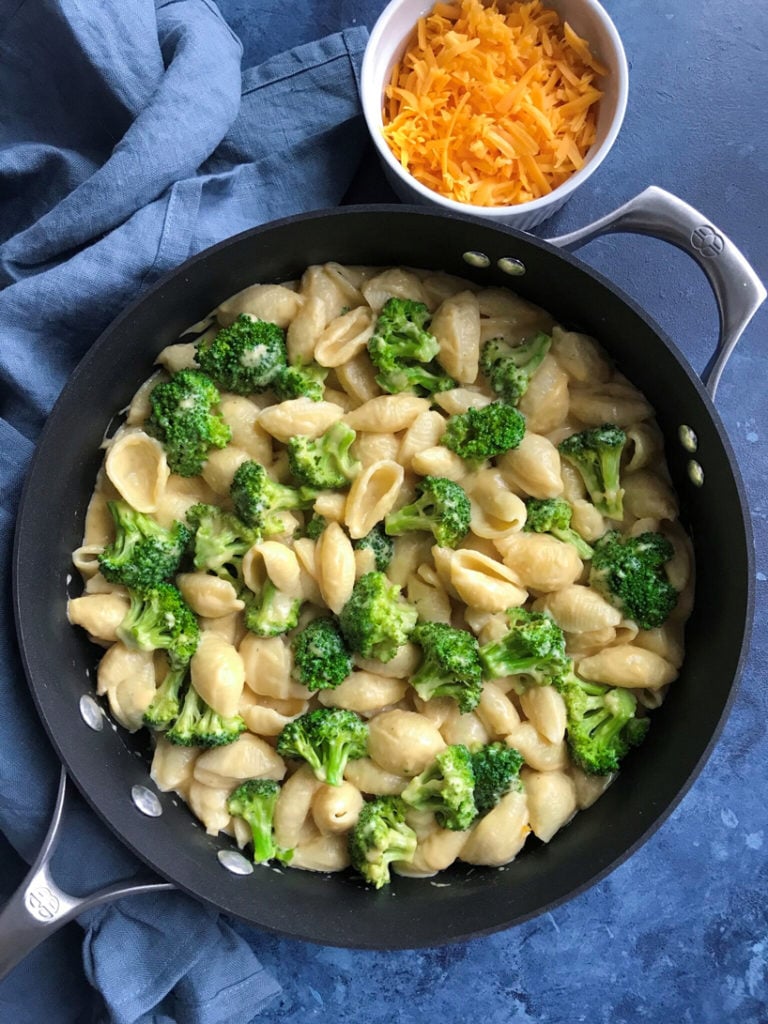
left=196, top=707, right=246, bottom=747
left=549, top=525, right=594, bottom=560
left=165, top=684, right=245, bottom=747
left=584, top=463, right=622, bottom=519
left=240, top=802, right=277, bottom=862
left=587, top=704, right=630, bottom=749
left=558, top=427, right=627, bottom=520
left=226, top=780, right=291, bottom=864
left=244, top=580, right=301, bottom=637
left=284, top=733, right=324, bottom=777
left=400, top=745, right=477, bottom=830
left=143, top=663, right=187, bottom=729
left=384, top=505, right=431, bottom=537
left=324, top=740, right=353, bottom=787
left=401, top=774, right=443, bottom=809
left=251, top=813, right=278, bottom=864
left=384, top=476, right=470, bottom=549
left=479, top=644, right=550, bottom=680
left=166, top=685, right=203, bottom=745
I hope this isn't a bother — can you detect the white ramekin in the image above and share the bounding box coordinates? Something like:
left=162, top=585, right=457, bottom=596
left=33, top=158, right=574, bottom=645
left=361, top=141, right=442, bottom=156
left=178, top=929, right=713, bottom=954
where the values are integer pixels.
left=360, top=0, right=629, bottom=230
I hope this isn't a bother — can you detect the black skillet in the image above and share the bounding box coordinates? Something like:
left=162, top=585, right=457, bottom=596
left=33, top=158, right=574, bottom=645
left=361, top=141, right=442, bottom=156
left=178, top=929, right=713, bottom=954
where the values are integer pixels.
left=1, top=187, right=765, bottom=974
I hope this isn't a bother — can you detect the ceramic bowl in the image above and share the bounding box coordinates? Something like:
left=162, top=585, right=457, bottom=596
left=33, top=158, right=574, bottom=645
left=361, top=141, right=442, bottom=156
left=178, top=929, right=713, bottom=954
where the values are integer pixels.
left=360, top=0, right=629, bottom=229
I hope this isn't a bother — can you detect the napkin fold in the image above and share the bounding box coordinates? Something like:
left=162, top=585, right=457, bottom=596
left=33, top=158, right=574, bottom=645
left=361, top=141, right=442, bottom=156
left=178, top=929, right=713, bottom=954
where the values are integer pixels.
left=0, top=0, right=369, bottom=1020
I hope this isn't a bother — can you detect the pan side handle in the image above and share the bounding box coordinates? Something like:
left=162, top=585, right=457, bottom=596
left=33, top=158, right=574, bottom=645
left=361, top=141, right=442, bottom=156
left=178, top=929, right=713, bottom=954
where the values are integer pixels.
left=546, top=186, right=766, bottom=398
left=0, top=767, right=173, bottom=982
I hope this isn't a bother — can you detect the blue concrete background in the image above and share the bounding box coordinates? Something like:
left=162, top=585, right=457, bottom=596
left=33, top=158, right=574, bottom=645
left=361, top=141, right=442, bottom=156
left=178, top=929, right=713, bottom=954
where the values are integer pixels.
left=214, top=1, right=768, bottom=1020
left=1, top=1, right=765, bottom=1021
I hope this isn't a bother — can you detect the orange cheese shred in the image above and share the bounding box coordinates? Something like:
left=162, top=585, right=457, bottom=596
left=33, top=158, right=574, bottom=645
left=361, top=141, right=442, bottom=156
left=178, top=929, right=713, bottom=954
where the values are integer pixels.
left=382, top=0, right=608, bottom=207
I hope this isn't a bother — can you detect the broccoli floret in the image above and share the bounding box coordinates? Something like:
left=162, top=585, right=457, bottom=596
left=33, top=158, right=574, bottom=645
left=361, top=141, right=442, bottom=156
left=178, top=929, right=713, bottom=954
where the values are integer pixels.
left=195, top=314, right=287, bottom=395
left=352, top=523, right=394, bottom=572
left=291, top=616, right=352, bottom=691
left=555, top=667, right=649, bottom=774
left=230, top=460, right=315, bottom=532
left=196, top=315, right=327, bottom=403
left=479, top=332, right=552, bottom=405
left=142, top=662, right=188, bottom=730
left=470, top=742, right=524, bottom=815
left=276, top=708, right=368, bottom=786
left=185, top=503, right=260, bottom=589
left=368, top=297, right=455, bottom=396
left=442, top=402, right=526, bottom=462
left=165, top=684, right=246, bottom=748
left=273, top=361, right=327, bottom=402
left=116, top=583, right=200, bottom=668
left=401, top=744, right=478, bottom=831
left=384, top=476, right=471, bottom=549
left=146, top=369, right=231, bottom=477
left=98, top=500, right=190, bottom=590
left=479, top=607, right=568, bottom=687
left=338, top=571, right=418, bottom=663
left=410, top=622, right=483, bottom=712
left=226, top=780, right=292, bottom=864
left=524, top=498, right=594, bottom=560
left=304, top=513, right=328, bottom=540
left=243, top=579, right=302, bottom=638
left=558, top=424, right=627, bottom=520
left=590, top=530, right=678, bottom=630
left=368, top=297, right=438, bottom=364
left=348, top=796, right=417, bottom=888
left=286, top=421, right=361, bottom=489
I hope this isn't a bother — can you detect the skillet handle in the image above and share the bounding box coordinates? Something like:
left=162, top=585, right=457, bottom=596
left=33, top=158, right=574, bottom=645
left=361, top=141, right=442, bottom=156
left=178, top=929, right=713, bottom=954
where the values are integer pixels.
left=0, top=767, right=173, bottom=982
left=546, top=186, right=766, bottom=398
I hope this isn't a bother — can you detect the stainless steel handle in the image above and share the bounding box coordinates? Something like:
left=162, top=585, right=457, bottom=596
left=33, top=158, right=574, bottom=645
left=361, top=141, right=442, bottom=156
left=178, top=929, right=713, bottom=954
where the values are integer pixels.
left=0, top=767, right=173, bottom=981
left=547, top=186, right=766, bottom=397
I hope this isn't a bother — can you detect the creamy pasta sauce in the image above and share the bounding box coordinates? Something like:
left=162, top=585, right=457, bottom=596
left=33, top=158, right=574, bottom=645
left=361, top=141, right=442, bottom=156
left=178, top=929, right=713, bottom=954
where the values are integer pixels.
left=69, top=262, right=693, bottom=882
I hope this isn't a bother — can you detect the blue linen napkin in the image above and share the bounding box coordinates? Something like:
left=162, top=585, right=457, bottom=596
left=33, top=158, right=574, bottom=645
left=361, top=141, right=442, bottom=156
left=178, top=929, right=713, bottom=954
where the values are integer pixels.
left=0, top=0, right=370, bottom=1021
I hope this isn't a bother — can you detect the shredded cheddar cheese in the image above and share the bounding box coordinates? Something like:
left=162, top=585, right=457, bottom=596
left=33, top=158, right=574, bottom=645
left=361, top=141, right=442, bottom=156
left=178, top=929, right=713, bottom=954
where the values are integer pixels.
left=382, top=0, right=607, bottom=207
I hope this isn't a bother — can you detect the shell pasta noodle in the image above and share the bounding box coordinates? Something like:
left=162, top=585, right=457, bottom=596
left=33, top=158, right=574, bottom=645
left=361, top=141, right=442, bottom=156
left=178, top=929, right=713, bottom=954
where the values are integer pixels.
left=68, top=260, right=694, bottom=889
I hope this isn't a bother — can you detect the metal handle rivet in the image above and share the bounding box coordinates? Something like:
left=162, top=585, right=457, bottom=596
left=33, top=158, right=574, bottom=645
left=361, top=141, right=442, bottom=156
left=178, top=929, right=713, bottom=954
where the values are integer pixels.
left=25, top=886, right=61, bottom=921
left=678, top=425, right=698, bottom=452
left=218, top=850, right=254, bottom=876
left=131, top=785, right=163, bottom=818
left=462, top=251, right=491, bottom=268
left=497, top=257, right=526, bottom=276
left=687, top=459, right=704, bottom=486
left=79, top=694, right=104, bottom=731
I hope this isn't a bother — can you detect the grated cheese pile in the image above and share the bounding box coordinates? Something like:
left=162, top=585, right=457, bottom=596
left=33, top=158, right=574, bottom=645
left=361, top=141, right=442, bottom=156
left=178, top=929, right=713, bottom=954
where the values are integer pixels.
left=382, top=0, right=608, bottom=207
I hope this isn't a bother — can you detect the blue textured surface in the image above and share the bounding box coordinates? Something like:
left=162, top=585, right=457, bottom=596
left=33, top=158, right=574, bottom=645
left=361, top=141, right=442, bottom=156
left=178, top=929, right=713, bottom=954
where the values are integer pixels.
left=1, top=0, right=766, bottom=1021
left=218, top=1, right=768, bottom=1021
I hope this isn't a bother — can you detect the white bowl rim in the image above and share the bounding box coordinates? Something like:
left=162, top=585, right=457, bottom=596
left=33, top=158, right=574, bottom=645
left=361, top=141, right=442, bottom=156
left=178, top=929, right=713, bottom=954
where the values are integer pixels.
left=360, top=0, right=629, bottom=219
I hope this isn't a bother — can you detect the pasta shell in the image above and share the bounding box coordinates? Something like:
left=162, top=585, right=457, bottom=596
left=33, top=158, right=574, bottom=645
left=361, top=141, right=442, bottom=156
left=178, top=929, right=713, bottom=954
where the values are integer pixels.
left=577, top=644, right=678, bottom=690
left=193, top=732, right=286, bottom=788
left=344, top=460, right=404, bottom=539
left=105, top=430, right=169, bottom=513
left=314, top=306, right=375, bottom=367
left=460, top=790, right=530, bottom=866
left=190, top=631, right=245, bottom=718
left=217, top=283, right=302, bottom=328
left=258, top=399, right=346, bottom=442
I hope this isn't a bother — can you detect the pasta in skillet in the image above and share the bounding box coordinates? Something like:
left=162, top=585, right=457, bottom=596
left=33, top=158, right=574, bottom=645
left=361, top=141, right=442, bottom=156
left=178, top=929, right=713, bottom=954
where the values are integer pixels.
left=69, top=261, right=693, bottom=888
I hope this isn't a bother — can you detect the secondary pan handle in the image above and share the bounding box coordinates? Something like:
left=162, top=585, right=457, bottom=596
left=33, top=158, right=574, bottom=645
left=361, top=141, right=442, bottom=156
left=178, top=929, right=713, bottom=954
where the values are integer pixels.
left=547, top=186, right=766, bottom=398
left=0, top=767, right=173, bottom=981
